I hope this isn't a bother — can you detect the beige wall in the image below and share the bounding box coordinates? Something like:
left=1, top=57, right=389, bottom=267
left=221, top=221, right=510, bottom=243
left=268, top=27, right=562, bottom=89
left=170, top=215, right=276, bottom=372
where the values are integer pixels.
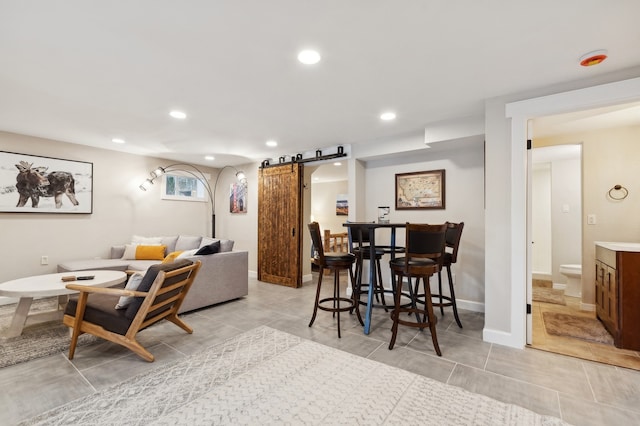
left=536, top=125, right=640, bottom=306
left=0, top=131, right=232, bottom=283
left=361, top=137, right=486, bottom=310
left=214, top=161, right=259, bottom=274
left=310, top=179, right=348, bottom=235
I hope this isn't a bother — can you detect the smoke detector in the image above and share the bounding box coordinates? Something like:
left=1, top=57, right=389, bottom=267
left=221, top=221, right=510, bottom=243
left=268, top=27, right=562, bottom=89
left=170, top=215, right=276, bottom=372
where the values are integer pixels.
left=579, top=50, right=608, bottom=67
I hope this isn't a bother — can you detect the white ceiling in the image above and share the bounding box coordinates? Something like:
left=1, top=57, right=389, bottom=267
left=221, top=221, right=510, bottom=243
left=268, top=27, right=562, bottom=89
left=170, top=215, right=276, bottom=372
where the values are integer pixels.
left=532, top=101, right=640, bottom=138
left=2, top=1, right=640, bottom=168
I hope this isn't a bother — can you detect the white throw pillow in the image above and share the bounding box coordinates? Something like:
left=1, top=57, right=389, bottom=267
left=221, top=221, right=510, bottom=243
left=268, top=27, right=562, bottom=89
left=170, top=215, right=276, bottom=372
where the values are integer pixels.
left=115, top=273, right=145, bottom=309
left=121, top=244, right=138, bottom=260
left=176, top=248, right=199, bottom=259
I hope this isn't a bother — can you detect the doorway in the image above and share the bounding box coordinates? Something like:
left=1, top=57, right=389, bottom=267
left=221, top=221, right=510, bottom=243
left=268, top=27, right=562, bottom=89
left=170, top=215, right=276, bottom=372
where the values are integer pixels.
left=526, top=113, right=640, bottom=370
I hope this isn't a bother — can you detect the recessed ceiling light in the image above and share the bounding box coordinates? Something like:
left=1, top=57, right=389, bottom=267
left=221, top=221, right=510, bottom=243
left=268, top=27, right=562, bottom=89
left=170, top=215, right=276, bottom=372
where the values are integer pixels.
left=204, top=155, right=215, bottom=161
left=169, top=110, right=187, bottom=119
left=111, top=138, right=125, bottom=144
left=297, top=49, right=321, bottom=65
left=380, top=112, right=396, bottom=121
left=333, top=162, right=342, bottom=166
left=266, top=140, right=278, bottom=147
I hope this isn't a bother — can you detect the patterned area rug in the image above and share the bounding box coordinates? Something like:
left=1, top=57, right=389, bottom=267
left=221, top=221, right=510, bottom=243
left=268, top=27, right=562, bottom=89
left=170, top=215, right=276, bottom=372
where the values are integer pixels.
left=0, top=298, right=99, bottom=368
left=21, top=326, right=566, bottom=426
left=543, top=312, right=614, bottom=345
left=533, top=287, right=566, bottom=305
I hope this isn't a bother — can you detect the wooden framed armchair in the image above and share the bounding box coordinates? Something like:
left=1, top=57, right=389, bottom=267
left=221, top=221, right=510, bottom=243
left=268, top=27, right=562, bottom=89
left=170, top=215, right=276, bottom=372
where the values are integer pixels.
left=63, top=259, right=201, bottom=362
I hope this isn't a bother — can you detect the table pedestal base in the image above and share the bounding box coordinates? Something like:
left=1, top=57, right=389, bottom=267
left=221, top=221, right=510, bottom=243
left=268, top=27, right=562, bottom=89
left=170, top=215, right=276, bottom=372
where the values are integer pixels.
left=4, top=295, right=68, bottom=338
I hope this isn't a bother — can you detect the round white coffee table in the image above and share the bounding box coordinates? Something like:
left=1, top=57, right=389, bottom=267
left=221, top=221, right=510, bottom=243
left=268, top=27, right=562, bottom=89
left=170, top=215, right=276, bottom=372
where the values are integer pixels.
left=0, top=270, right=126, bottom=338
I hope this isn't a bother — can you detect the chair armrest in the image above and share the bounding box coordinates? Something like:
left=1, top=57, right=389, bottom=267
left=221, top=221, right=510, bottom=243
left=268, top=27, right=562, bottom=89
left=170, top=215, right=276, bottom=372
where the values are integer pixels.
left=65, top=283, right=147, bottom=298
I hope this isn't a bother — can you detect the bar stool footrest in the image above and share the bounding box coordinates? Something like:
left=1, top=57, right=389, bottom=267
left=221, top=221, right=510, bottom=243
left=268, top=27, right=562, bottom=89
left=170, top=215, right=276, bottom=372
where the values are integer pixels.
left=318, top=297, right=356, bottom=313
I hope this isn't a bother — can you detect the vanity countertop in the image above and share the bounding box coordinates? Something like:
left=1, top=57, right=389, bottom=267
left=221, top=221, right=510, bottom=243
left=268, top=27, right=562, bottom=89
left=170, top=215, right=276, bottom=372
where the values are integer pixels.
left=595, top=241, right=640, bottom=252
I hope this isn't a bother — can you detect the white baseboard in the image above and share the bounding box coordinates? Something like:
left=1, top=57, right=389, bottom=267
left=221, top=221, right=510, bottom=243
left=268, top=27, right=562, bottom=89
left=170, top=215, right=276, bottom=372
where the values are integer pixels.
left=456, top=299, right=485, bottom=313
left=483, top=328, right=523, bottom=349
left=580, top=302, right=596, bottom=312
left=552, top=282, right=566, bottom=290
left=248, top=270, right=257, bottom=279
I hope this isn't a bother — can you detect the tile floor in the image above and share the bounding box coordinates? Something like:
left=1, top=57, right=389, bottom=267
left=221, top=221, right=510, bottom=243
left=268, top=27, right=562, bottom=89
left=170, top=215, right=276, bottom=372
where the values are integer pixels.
left=2, top=275, right=640, bottom=425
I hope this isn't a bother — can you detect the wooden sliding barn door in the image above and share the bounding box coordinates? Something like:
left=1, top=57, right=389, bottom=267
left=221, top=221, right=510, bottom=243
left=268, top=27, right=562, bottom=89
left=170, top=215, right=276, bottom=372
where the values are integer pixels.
left=258, top=163, right=303, bottom=287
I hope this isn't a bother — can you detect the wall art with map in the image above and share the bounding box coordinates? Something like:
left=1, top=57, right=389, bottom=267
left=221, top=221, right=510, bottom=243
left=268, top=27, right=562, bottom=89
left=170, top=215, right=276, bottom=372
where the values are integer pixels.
left=395, top=169, right=445, bottom=210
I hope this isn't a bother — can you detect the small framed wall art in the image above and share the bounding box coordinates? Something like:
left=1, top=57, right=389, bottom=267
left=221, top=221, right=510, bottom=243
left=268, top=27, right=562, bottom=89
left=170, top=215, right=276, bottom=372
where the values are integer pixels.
left=395, top=169, right=445, bottom=210
left=230, top=181, right=247, bottom=213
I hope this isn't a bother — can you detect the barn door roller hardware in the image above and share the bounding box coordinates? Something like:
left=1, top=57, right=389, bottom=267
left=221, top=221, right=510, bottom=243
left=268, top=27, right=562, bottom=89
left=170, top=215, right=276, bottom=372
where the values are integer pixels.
left=260, top=146, right=346, bottom=169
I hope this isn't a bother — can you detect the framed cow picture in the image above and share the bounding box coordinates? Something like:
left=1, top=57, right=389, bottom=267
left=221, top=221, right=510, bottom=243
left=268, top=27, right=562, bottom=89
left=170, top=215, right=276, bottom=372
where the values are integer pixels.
left=0, top=151, right=93, bottom=214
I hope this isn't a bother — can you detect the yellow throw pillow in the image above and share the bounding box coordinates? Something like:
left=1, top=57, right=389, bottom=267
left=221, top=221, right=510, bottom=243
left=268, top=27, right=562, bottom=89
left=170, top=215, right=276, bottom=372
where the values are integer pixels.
left=135, top=245, right=167, bottom=260
left=162, top=250, right=184, bottom=264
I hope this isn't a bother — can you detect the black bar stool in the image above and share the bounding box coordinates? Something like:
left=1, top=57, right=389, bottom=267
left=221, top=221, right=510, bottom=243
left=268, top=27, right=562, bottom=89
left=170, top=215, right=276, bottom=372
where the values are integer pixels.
left=308, top=222, right=362, bottom=338
left=434, top=221, right=465, bottom=328
left=388, top=223, right=447, bottom=356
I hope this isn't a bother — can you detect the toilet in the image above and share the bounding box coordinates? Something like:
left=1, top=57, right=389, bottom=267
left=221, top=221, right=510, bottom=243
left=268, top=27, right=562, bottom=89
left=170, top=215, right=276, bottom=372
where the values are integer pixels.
left=559, top=264, right=582, bottom=297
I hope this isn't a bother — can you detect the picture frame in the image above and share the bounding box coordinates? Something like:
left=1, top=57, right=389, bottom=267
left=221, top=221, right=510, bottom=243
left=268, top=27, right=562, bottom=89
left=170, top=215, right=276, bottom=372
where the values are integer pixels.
left=395, top=169, right=445, bottom=210
left=229, top=181, right=247, bottom=213
left=336, top=194, right=348, bottom=216
left=0, top=151, right=93, bottom=214
left=160, top=173, right=208, bottom=203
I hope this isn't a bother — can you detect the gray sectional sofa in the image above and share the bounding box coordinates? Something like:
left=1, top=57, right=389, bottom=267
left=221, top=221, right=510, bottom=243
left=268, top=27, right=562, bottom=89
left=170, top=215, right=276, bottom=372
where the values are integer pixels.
left=57, top=235, right=248, bottom=313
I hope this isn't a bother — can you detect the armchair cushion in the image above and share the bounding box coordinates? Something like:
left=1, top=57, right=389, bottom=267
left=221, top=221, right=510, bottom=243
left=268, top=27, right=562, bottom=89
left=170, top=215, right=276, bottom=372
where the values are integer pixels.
left=124, top=259, right=194, bottom=320
left=63, top=260, right=201, bottom=362
left=65, top=291, right=132, bottom=336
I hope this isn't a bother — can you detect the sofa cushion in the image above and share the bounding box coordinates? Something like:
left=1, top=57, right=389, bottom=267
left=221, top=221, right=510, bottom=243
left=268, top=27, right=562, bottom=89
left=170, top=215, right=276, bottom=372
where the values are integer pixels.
left=122, top=244, right=167, bottom=260
left=58, top=259, right=132, bottom=273
left=198, top=237, right=217, bottom=247
left=111, top=245, right=126, bottom=259
left=195, top=241, right=220, bottom=255
left=131, top=235, right=163, bottom=245
left=161, top=236, right=179, bottom=254
left=126, top=260, right=162, bottom=271
left=220, top=239, right=234, bottom=252
left=124, top=259, right=193, bottom=320
left=175, top=235, right=202, bottom=251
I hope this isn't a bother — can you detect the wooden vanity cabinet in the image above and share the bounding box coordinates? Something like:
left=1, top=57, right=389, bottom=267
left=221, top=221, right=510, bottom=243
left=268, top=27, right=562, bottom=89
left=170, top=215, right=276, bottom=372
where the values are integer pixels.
left=595, top=245, right=640, bottom=350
